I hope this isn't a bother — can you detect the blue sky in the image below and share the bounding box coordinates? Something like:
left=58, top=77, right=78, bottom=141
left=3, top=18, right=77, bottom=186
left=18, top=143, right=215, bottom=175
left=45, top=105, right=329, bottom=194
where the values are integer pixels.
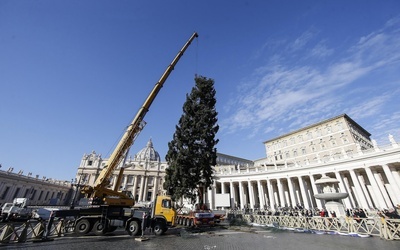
left=1, top=1, right=399, bottom=181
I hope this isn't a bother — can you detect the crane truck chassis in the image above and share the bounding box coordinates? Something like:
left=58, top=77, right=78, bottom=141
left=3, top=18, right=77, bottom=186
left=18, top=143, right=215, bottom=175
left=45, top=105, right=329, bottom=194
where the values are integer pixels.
left=53, top=195, right=176, bottom=236
left=46, top=32, right=199, bottom=237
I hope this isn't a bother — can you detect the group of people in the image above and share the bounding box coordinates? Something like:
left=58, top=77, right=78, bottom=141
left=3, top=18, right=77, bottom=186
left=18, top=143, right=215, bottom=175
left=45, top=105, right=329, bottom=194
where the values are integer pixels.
left=230, top=204, right=400, bottom=220
left=377, top=208, right=400, bottom=219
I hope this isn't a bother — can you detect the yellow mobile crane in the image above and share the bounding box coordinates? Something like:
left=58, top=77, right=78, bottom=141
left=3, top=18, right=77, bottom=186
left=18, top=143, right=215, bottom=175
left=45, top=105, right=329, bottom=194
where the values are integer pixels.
left=50, top=32, right=198, bottom=236
left=81, top=32, right=198, bottom=207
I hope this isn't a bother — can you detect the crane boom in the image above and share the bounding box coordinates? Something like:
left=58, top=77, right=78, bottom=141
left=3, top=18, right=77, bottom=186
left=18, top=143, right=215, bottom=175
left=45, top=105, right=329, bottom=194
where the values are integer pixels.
left=81, top=32, right=198, bottom=206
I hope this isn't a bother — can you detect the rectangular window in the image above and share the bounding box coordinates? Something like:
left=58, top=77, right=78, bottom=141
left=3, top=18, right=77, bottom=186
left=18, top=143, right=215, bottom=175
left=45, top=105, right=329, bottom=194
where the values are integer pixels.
left=148, top=177, right=154, bottom=185
left=24, top=189, right=30, bottom=198
left=147, top=191, right=152, bottom=201
left=88, top=160, right=93, bottom=166
left=38, top=190, right=43, bottom=201
left=31, top=189, right=37, bottom=200
left=337, top=122, right=344, bottom=130
left=44, top=191, right=50, bottom=201
left=13, top=188, right=21, bottom=199
left=162, top=199, right=171, bottom=208
left=2, top=187, right=10, bottom=199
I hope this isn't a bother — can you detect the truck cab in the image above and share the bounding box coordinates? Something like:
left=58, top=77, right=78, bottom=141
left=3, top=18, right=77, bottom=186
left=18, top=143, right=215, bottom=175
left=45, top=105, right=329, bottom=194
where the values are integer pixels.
left=153, top=195, right=176, bottom=227
left=0, top=198, right=32, bottom=222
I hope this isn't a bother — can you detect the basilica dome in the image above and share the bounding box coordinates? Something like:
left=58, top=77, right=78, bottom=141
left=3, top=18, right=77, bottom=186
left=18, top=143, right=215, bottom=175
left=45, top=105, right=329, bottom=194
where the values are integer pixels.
left=134, top=139, right=160, bottom=162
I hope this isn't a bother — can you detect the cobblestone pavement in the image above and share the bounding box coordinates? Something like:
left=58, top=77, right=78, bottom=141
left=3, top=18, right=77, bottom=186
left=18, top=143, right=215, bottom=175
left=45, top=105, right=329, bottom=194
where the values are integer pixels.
left=1, top=225, right=399, bottom=250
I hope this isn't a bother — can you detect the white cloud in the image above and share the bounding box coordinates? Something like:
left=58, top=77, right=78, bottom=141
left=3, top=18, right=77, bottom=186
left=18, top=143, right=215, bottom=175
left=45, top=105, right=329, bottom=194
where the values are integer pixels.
left=288, top=30, right=315, bottom=52
left=221, top=17, right=400, bottom=140
left=310, top=41, right=334, bottom=58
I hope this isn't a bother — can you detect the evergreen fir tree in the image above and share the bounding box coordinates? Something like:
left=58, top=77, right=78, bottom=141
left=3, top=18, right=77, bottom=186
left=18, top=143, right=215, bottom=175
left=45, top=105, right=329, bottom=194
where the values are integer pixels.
left=164, top=75, right=219, bottom=204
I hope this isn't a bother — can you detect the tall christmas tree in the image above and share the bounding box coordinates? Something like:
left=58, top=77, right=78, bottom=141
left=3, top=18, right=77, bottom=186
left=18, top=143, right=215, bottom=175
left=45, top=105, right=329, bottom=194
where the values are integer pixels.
left=164, top=75, right=219, bottom=204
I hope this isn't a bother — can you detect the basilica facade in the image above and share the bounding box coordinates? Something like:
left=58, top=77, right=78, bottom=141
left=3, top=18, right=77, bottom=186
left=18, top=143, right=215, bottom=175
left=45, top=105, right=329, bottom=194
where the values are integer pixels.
left=75, top=114, right=400, bottom=212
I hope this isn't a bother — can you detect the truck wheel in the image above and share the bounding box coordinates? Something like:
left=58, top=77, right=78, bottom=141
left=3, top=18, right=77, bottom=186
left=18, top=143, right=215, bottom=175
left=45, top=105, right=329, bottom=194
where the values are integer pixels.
left=93, top=220, right=108, bottom=236
left=75, top=219, right=92, bottom=235
left=153, top=222, right=165, bottom=236
left=127, top=220, right=141, bottom=236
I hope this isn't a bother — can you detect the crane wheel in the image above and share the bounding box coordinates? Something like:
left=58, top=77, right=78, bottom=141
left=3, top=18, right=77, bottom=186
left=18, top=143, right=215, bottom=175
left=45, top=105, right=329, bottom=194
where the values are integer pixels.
left=127, top=220, right=141, bottom=236
left=153, top=222, right=165, bottom=236
left=75, top=219, right=93, bottom=235
left=93, top=220, right=108, bottom=236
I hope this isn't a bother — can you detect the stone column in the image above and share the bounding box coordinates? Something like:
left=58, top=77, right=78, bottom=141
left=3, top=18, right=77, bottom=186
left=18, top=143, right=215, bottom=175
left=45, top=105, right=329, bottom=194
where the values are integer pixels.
left=349, top=169, right=369, bottom=208
left=221, top=181, right=226, bottom=194
left=365, top=167, right=388, bottom=209
left=262, top=182, right=268, bottom=210
left=382, top=164, right=400, bottom=204
left=138, top=176, right=145, bottom=202
left=257, top=180, right=265, bottom=209
left=373, top=171, right=393, bottom=209
left=239, top=181, right=244, bottom=209
left=143, top=176, right=149, bottom=201
left=357, top=173, right=374, bottom=208
left=334, top=172, right=351, bottom=209
left=277, top=178, right=285, bottom=208
left=152, top=176, right=159, bottom=201
left=287, top=177, right=297, bottom=208
left=230, top=181, right=236, bottom=209
left=208, top=182, right=215, bottom=209
left=248, top=181, right=255, bottom=209
left=132, top=176, right=138, bottom=199
left=342, top=174, right=355, bottom=208
left=267, top=179, right=275, bottom=210
left=391, top=168, right=400, bottom=185
left=297, top=176, right=310, bottom=209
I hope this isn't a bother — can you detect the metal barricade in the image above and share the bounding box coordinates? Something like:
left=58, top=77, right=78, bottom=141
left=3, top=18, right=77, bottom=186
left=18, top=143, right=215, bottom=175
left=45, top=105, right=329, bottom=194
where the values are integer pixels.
left=230, top=212, right=399, bottom=240
left=0, top=219, right=66, bottom=244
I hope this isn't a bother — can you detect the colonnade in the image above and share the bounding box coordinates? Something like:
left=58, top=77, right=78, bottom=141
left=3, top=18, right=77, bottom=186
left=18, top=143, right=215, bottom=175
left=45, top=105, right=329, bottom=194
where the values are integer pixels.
left=117, top=174, right=162, bottom=203
left=213, top=163, right=400, bottom=211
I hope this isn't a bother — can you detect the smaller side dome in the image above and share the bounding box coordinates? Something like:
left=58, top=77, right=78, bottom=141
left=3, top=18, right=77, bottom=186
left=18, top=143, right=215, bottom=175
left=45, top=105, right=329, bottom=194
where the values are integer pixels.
left=134, top=139, right=160, bottom=162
